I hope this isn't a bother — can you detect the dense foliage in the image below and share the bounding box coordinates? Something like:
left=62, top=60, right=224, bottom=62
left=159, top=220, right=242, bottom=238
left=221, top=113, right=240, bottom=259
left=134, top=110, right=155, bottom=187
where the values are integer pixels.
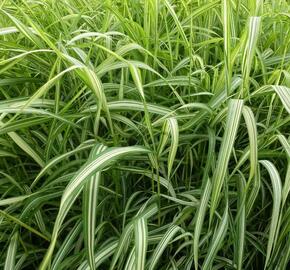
left=0, top=0, right=290, bottom=269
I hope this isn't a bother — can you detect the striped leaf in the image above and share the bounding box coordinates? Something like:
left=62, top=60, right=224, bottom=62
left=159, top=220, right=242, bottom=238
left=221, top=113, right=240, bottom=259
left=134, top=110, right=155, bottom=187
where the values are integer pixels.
left=211, top=99, right=243, bottom=219
left=222, top=0, right=232, bottom=95
left=167, top=117, right=179, bottom=178
left=148, top=225, right=181, bottom=270
left=259, top=160, right=282, bottom=267
left=83, top=144, right=107, bottom=270
left=4, top=232, right=18, bottom=270
left=236, top=176, right=246, bottom=270
left=194, top=179, right=212, bottom=270
left=40, top=145, right=151, bottom=270
left=202, top=206, right=229, bottom=270
left=277, top=135, right=290, bottom=205
left=242, top=106, right=258, bottom=180
left=241, top=16, right=261, bottom=97
left=110, top=203, right=158, bottom=270
left=272, top=86, right=290, bottom=114
left=77, top=240, right=119, bottom=270
left=134, top=218, right=148, bottom=270
left=51, top=221, right=82, bottom=270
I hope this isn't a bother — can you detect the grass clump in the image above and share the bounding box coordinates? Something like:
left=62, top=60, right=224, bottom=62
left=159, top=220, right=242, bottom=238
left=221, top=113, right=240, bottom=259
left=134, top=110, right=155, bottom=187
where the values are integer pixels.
left=0, top=0, right=290, bottom=269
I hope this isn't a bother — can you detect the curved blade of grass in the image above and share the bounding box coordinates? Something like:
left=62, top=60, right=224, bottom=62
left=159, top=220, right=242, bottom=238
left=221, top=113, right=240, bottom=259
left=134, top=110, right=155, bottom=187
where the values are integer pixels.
left=124, top=247, right=135, bottom=270
left=246, top=168, right=261, bottom=217
left=272, top=86, right=290, bottom=114
left=282, top=164, right=290, bottom=207
left=242, top=106, right=258, bottom=180
left=0, top=120, right=45, bottom=167
left=164, top=0, right=189, bottom=50
left=4, top=232, right=18, bottom=270
left=211, top=99, right=243, bottom=219
left=110, top=203, right=158, bottom=270
left=167, top=117, right=179, bottom=178
left=51, top=221, right=82, bottom=270
left=40, top=145, right=151, bottom=270
left=78, top=240, right=118, bottom=270
left=148, top=225, right=181, bottom=270
left=83, top=144, right=107, bottom=270
left=259, top=160, right=282, bottom=267
left=194, top=179, right=211, bottom=270
left=67, top=31, right=123, bottom=45
left=129, top=63, right=155, bottom=148
left=106, top=100, right=172, bottom=115
left=15, top=254, right=28, bottom=270
left=202, top=205, right=229, bottom=270
left=277, top=135, right=290, bottom=205
left=236, top=175, right=246, bottom=270
left=222, top=0, right=231, bottom=96
left=134, top=217, right=147, bottom=270
left=241, top=17, right=261, bottom=98
left=157, top=119, right=170, bottom=156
